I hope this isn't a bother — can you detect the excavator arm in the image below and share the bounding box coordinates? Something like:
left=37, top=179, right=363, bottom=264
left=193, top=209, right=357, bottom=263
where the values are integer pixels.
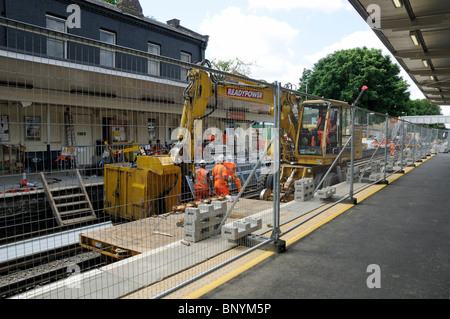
left=178, top=61, right=216, bottom=141
left=174, top=60, right=299, bottom=167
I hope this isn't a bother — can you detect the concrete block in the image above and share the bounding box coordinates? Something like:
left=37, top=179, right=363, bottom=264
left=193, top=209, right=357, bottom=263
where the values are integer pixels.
left=371, top=160, right=381, bottom=173
left=183, top=201, right=227, bottom=243
left=185, top=201, right=226, bottom=224
left=294, top=188, right=313, bottom=196
left=184, top=216, right=221, bottom=232
left=294, top=178, right=313, bottom=187
left=221, top=217, right=262, bottom=241
left=295, top=179, right=313, bottom=191
left=369, top=173, right=383, bottom=182
left=316, top=186, right=336, bottom=199
left=184, top=225, right=219, bottom=242
left=294, top=193, right=312, bottom=202
left=346, top=166, right=360, bottom=182
left=294, top=178, right=314, bottom=202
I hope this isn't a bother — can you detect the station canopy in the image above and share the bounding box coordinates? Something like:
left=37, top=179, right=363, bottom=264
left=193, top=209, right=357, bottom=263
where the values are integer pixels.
left=349, top=0, right=450, bottom=106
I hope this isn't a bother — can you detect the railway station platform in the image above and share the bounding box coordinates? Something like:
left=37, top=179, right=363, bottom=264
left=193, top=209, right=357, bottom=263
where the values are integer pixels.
left=11, top=153, right=449, bottom=299
left=196, top=153, right=450, bottom=299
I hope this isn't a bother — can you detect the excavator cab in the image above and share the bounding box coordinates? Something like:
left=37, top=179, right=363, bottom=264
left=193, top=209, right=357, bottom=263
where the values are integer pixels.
left=294, top=100, right=355, bottom=166
left=260, top=99, right=361, bottom=202
left=297, top=102, right=329, bottom=156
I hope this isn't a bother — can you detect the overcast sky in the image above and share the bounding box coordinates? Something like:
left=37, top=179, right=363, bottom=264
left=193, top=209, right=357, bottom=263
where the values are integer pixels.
left=140, top=0, right=450, bottom=116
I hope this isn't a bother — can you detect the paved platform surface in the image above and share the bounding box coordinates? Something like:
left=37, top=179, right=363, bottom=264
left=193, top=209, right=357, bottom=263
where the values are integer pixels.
left=200, top=153, right=450, bottom=299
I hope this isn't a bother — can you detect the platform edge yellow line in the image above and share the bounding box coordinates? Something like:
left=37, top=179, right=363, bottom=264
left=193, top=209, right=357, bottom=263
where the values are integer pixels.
left=182, top=250, right=275, bottom=299
left=285, top=204, right=354, bottom=247
left=181, top=156, right=427, bottom=299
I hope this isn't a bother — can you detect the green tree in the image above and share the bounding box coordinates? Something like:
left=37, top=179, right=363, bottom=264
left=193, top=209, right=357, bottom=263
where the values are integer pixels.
left=405, top=99, right=444, bottom=129
left=102, top=0, right=119, bottom=5
left=211, top=58, right=255, bottom=77
left=298, top=68, right=313, bottom=94
left=405, top=99, right=441, bottom=116
left=302, top=47, right=410, bottom=116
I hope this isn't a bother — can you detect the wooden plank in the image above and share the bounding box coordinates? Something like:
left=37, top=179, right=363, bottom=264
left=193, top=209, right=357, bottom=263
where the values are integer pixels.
left=61, top=215, right=97, bottom=225
left=56, top=200, right=88, bottom=208
left=59, top=208, right=92, bottom=216
left=55, top=193, right=84, bottom=200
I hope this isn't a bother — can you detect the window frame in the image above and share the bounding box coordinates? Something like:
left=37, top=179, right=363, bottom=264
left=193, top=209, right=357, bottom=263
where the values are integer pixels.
left=99, top=29, right=116, bottom=68
left=46, top=14, right=67, bottom=59
left=148, top=42, right=161, bottom=76
left=180, top=51, right=192, bottom=80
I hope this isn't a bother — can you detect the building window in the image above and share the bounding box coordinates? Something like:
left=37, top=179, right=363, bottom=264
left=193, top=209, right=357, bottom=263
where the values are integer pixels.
left=46, top=15, right=66, bottom=59
left=180, top=52, right=191, bottom=80
left=148, top=43, right=161, bottom=76
left=100, top=29, right=116, bottom=68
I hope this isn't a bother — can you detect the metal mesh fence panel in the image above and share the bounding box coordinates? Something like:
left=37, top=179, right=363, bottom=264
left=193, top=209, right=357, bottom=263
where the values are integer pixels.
left=0, top=17, right=448, bottom=299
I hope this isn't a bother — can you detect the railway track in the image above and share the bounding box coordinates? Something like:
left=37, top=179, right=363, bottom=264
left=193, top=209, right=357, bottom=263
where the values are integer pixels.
left=0, top=244, right=104, bottom=299
left=0, top=221, right=113, bottom=299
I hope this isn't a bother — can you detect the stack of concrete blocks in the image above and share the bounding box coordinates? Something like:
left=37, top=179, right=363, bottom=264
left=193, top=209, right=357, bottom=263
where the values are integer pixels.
left=346, top=166, right=360, bottom=183
left=316, top=186, right=336, bottom=200
left=221, top=217, right=262, bottom=241
left=369, top=160, right=383, bottom=182
left=294, top=178, right=314, bottom=202
left=371, top=160, right=381, bottom=173
left=393, top=152, right=410, bottom=167
left=405, top=149, right=414, bottom=165
left=386, top=156, right=394, bottom=172
left=183, top=201, right=227, bottom=243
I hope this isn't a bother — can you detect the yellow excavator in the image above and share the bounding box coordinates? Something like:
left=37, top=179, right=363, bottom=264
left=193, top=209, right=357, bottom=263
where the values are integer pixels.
left=260, top=97, right=364, bottom=201
left=103, top=60, right=367, bottom=220
left=171, top=60, right=368, bottom=202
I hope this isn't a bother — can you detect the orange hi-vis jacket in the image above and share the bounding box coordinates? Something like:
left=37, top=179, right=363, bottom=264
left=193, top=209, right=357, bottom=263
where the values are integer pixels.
left=212, top=163, right=228, bottom=196
left=194, top=167, right=210, bottom=199
left=224, top=161, right=242, bottom=192
left=311, top=116, right=335, bottom=147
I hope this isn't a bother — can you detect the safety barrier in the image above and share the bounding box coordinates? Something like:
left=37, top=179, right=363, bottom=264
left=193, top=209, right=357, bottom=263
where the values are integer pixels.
left=0, top=17, right=448, bottom=299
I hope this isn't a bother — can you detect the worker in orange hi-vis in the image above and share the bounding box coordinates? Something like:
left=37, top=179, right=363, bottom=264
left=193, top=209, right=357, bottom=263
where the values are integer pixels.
left=311, top=108, right=327, bottom=147
left=194, top=160, right=211, bottom=200
left=154, top=139, right=163, bottom=155
left=390, top=140, right=395, bottom=156
left=212, top=155, right=229, bottom=196
left=224, top=155, right=242, bottom=193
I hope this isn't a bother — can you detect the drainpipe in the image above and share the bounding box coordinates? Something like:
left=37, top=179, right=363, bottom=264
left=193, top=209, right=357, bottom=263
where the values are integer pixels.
left=47, top=103, right=51, bottom=171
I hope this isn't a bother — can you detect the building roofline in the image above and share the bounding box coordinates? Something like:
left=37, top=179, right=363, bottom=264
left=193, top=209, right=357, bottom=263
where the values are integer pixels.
left=83, top=0, right=209, bottom=45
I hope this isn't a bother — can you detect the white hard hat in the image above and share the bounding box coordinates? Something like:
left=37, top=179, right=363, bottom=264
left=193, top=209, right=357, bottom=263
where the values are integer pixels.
left=217, top=155, right=224, bottom=163
left=199, top=159, right=206, bottom=165
left=226, top=155, right=233, bottom=162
